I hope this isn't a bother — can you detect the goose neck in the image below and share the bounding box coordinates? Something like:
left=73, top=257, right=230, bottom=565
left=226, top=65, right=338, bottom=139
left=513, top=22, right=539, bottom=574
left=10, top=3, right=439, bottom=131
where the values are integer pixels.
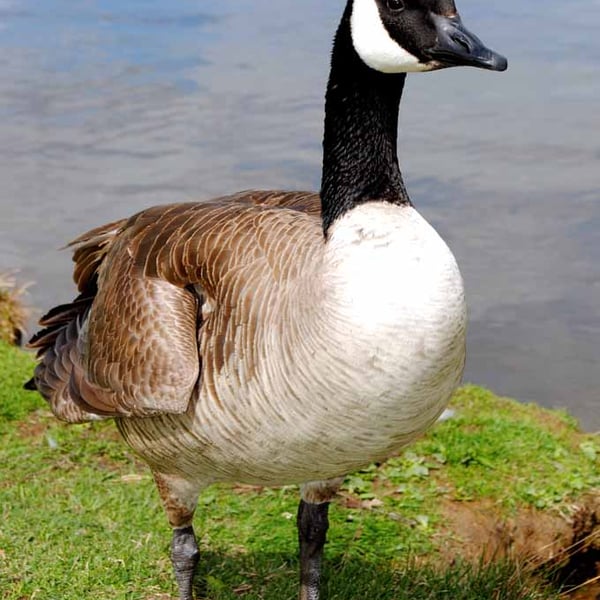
left=320, top=6, right=410, bottom=235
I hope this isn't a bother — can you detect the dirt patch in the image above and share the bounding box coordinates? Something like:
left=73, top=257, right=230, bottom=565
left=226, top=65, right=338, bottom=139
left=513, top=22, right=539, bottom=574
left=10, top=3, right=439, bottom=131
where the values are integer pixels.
left=438, top=498, right=571, bottom=563
left=437, top=493, right=600, bottom=597
left=15, top=409, right=52, bottom=439
left=569, top=581, right=600, bottom=600
left=16, top=411, right=122, bottom=444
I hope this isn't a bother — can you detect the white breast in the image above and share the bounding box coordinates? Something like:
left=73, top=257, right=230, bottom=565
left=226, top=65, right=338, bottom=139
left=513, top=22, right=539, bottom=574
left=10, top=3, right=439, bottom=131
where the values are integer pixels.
left=318, top=201, right=467, bottom=444
left=208, top=202, right=465, bottom=482
left=324, top=202, right=465, bottom=342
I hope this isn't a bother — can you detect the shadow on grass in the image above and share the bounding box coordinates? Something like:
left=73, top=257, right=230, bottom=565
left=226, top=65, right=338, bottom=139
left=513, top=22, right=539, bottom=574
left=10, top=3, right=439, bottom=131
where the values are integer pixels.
left=193, top=550, right=560, bottom=600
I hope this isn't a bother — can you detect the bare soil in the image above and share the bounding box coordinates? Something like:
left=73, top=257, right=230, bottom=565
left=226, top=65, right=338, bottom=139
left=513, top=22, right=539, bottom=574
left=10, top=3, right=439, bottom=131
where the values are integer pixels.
left=437, top=493, right=600, bottom=599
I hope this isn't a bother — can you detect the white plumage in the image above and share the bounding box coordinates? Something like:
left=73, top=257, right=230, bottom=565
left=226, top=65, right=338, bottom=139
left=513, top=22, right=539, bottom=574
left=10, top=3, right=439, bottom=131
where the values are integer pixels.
left=351, top=0, right=434, bottom=73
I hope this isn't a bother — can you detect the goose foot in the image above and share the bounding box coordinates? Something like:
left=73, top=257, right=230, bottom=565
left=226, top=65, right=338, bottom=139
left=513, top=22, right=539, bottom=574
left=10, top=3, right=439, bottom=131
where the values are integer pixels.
left=172, top=526, right=199, bottom=600
left=297, top=499, right=330, bottom=600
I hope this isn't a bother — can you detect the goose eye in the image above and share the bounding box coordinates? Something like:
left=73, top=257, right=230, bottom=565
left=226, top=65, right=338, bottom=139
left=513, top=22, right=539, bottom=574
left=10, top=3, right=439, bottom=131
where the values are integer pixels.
left=386, top=0, right=405, bottom=11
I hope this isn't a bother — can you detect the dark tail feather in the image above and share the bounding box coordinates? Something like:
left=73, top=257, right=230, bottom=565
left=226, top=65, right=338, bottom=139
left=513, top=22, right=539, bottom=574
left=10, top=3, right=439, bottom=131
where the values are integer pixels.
left=24, top=377, right=37, bottom=391
left=25, top=219, right=125, bottom=423
left=27, top=287, right=96, bottom=355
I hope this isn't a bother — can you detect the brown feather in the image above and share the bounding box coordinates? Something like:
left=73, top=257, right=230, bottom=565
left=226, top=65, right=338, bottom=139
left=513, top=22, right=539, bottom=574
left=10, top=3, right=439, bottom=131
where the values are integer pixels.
left=27, top=191, right=322, bottom=421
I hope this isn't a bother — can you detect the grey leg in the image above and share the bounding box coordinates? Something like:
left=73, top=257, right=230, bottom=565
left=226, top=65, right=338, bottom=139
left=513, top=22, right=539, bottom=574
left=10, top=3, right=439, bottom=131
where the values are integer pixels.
left=172, top=526, right=200, bottom=600
left=297, top=499, right=330, bottom=600
left=152, top=472, right=202, bottom=600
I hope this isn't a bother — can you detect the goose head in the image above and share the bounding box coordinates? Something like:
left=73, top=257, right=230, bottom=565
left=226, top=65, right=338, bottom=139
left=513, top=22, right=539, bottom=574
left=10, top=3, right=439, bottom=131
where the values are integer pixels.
left=350, top=0, right=507, bottom=74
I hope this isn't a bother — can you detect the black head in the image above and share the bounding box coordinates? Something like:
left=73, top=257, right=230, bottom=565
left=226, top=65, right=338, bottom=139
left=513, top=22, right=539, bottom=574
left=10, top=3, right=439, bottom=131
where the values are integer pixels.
left=349, top=0, right=507, bottom=73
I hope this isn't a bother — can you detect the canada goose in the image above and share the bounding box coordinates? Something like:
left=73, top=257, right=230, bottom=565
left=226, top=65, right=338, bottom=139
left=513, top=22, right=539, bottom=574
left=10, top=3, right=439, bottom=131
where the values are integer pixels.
left=26, top=0, right=506, bottom=598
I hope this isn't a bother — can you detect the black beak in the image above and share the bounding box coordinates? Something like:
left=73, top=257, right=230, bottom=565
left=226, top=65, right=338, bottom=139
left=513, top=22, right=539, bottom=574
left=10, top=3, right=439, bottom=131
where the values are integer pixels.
left=426, top=14, right=508, bottom=72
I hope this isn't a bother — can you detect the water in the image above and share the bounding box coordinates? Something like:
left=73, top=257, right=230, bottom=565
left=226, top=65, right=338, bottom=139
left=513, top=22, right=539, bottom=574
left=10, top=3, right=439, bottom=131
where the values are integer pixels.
left=0, top=0, right=598, bottom=430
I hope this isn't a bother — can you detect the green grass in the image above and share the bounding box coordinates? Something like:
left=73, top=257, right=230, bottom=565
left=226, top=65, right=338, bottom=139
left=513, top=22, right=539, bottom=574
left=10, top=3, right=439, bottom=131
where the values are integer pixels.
left=1, top=341, right=596, bottom=599
left=350, top=386, right=600, bottom=515
left=0, top=341, right=38, bottom=422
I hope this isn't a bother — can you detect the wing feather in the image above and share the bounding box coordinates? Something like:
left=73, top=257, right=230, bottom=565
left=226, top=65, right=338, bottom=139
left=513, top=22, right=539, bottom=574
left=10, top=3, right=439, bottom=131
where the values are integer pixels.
left=28, top=191, right=322, bottom=421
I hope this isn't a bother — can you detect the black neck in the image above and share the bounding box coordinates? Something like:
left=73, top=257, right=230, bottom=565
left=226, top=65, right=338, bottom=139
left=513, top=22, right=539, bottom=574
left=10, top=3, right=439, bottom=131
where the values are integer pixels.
left=320, top=6, right=410, bottom=235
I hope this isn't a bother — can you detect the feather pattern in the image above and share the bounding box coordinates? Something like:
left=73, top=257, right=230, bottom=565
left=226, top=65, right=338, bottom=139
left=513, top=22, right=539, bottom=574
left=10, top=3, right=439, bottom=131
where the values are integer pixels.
left=117, top=200, right=464, bottom=485
left=29, top=191, right=321, bottom=422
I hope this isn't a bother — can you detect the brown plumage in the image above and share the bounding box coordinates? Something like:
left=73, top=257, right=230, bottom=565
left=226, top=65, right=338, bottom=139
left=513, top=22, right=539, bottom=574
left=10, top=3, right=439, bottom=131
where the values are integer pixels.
left=28, top=190, right=321, bottom=422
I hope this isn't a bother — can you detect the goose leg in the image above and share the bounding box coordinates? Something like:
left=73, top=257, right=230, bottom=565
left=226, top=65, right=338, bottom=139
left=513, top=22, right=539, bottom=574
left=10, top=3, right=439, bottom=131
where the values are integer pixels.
left=153, top=472, right=202, bottom=600
left=172, top=526, right=200, bottom=600
left=297, top=499, right=330, bottom=600
left=297, top=478, right=343, bottom=600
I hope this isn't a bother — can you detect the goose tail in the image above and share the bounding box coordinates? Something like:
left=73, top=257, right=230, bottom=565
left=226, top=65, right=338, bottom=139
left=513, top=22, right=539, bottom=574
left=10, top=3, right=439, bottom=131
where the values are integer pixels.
left=24, top=219, right=127, bottom=423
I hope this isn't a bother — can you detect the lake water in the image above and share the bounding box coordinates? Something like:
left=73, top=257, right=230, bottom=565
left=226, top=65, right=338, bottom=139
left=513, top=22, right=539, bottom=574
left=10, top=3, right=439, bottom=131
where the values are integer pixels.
left=1, top=0, right=598, bottom=430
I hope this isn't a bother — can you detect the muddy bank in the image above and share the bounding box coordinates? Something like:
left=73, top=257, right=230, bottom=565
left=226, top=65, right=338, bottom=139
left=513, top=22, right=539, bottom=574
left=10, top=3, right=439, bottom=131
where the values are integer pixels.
left=436, top=493, right=599, bottom=596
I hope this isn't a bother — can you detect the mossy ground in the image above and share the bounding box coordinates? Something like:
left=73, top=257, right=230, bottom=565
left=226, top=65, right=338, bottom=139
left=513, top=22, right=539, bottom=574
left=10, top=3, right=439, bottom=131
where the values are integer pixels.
left=1, top=340, right=597, bottom=599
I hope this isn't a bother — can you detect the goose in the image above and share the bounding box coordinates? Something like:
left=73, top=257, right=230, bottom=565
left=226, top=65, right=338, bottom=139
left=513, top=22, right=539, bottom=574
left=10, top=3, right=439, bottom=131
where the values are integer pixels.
left=26, top=0, right=506, bottom=598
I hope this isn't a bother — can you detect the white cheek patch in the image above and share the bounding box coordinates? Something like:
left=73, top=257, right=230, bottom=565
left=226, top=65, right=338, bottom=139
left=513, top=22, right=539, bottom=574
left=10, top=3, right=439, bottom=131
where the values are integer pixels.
left=350, top=0, right=433, bottom=73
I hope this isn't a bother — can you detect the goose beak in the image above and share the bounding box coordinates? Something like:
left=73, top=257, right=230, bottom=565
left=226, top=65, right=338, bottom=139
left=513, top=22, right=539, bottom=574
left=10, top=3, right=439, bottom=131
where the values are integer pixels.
left=425, top=14, right=508, bottom=72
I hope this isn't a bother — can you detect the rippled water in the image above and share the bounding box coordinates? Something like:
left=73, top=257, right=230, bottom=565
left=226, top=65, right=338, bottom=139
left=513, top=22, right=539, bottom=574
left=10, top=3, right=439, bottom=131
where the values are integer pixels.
left=1, top=0, right=598, bottom=429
